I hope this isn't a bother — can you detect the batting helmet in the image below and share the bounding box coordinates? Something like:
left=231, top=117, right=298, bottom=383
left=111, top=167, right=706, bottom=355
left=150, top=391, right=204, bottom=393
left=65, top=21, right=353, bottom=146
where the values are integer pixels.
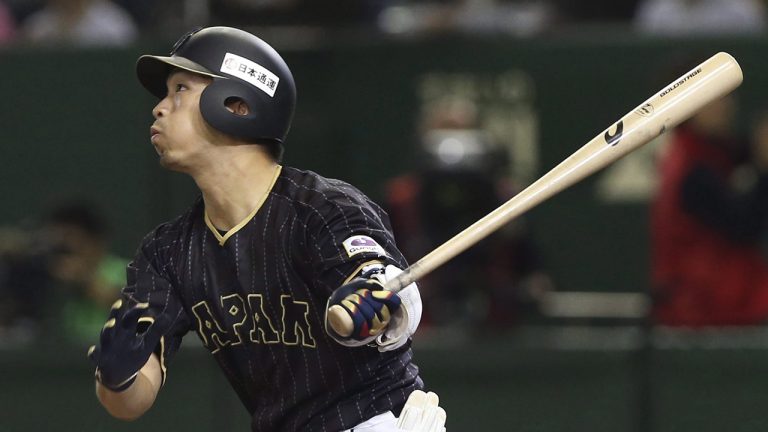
left=136, top=26, right=296, bottom=145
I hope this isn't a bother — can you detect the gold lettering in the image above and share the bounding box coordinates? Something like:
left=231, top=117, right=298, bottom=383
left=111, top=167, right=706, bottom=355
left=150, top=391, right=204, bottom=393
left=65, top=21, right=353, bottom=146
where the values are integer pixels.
left=280, top=295, right=317, bottom=348
left=247, top=294, right=280, bottom=344
left=221, top=294, right=247, bottom=346
left=192, top=301, right=231, bottom=353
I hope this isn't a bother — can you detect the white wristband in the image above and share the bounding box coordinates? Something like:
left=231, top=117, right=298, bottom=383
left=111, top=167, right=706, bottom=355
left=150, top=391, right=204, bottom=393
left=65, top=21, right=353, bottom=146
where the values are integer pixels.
left=376, top=265, right=422, bottom=352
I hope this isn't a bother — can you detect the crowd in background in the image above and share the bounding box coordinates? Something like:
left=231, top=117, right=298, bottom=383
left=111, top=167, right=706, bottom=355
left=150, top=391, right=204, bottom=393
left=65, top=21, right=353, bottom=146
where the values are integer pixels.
left=0, top=0, right=767, bottom=47
left=3, top=0, right=768, bottom=348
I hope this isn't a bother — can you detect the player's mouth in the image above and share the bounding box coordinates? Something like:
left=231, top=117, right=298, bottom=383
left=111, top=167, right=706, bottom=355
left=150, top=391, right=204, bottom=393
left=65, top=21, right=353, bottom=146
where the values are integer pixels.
left=150, top=127, right=164, bottom=156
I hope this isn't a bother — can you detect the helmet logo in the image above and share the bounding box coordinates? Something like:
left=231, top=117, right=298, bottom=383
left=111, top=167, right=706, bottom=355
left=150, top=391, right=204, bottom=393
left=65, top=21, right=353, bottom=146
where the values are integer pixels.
left=220, top=52, right=280, bottom=97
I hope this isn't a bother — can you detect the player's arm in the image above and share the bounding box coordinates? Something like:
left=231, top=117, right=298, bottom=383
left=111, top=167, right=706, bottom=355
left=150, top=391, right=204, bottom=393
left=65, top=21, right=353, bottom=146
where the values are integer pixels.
left=302, top=185, right=422, bottom=349
left=95, top=353, right=162, bottom=421
left=88, top=228, right=190, bottom=420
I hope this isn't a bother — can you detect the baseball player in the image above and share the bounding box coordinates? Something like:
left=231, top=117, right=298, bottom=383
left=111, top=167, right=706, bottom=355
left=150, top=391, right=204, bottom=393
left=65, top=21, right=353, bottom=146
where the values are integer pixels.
left=87, top=26, right=446, bottom=432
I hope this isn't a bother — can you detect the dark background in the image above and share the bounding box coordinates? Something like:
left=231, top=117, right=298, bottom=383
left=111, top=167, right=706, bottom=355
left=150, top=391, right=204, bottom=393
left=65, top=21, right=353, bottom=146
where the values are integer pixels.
left=2, top=34, right=768, bottom=431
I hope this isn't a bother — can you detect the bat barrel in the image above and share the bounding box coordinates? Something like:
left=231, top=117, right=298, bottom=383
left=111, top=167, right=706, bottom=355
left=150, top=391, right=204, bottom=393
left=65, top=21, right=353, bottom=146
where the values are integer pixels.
left=384, top=52, right=743, bottom=293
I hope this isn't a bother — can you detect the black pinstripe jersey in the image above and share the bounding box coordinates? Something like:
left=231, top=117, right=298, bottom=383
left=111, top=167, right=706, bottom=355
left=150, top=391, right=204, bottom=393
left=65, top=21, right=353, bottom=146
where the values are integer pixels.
left=116, top=166, right=423, bottom=432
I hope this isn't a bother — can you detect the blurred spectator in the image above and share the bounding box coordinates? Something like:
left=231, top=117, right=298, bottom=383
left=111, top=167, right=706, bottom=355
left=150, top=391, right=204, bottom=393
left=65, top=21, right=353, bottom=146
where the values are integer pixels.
left=21, top=0, right=137, bottom=47
left=0, top=202, right=127, bottom=345
left=113, top=0, right=155, bottom=30
left=42, top=202, right=128, bottom=344
left=651, top=93, right=768, bottom=326
left=211, top=0, right=383, bottom=30
left=377, top=0, right=558, bottom=36
left=554, top=0, right=639, bottom=23
left=0, top=0, right=16, bottom=44
left=0, top=225, right=50, bottom=340
left=385, top=97, right=553, bottom=332
left=634, top=0, right=766, bottom=36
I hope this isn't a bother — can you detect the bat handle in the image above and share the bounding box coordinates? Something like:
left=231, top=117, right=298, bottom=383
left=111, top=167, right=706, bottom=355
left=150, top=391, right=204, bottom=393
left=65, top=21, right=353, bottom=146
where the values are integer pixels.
left=383, top=263, right=419, bottom=293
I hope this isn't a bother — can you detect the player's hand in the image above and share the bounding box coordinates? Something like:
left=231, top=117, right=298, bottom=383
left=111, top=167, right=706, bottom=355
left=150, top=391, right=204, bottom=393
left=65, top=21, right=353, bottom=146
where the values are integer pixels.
left=87, top=300, right=169, bottom=392
left=326, top=277, right=402, bottom=341
left=396, top=390, right=447, bottom=432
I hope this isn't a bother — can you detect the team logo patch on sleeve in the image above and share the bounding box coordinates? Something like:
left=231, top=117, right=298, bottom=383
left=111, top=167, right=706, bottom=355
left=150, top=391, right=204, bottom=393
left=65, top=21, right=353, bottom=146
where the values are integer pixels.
left=342, top=235, right=387, bottom=258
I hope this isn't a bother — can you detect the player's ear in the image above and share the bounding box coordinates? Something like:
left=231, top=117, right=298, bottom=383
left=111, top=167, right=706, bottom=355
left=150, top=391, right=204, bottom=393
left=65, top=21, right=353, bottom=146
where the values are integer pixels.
left=224, top=97, right=250, bottom=116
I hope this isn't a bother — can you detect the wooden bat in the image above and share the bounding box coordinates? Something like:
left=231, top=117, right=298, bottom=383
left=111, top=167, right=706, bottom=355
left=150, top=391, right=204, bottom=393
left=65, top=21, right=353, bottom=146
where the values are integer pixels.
left=328, top=52, right=743, bottom=337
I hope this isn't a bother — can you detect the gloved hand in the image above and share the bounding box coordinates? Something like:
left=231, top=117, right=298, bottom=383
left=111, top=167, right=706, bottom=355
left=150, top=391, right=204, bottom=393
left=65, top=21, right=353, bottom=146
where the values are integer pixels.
left=88, top=300, right=169, bottom=392
left=326, top=277, right=402, bottom=342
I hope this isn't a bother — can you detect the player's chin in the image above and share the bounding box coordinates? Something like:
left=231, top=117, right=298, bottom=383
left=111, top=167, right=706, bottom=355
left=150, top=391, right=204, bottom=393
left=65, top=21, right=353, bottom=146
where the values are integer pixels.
left=158, top=153, right=191, bottom=173
left=153, top=143, right=167, bottom=161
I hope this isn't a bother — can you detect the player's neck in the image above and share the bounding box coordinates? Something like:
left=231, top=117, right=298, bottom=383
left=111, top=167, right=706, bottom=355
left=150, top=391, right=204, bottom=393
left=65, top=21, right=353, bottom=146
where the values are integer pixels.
left=193, top=147, right=279, bottom=231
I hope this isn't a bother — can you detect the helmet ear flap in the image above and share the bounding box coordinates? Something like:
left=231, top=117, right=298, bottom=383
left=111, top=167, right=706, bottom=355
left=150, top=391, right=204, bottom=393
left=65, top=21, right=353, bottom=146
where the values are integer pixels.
left=199, top=79, right=267, bottom=142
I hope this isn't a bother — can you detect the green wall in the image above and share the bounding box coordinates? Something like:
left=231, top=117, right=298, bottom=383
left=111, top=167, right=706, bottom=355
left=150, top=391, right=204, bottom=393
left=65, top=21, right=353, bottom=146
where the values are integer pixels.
left=3, top=35, right=768, bottom=431
left=4, top=338, right=768, bottom=431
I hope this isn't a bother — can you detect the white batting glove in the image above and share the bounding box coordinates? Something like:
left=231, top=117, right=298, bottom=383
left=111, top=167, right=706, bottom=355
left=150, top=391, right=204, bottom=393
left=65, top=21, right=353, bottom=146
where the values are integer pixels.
left=375, top=265, right=422, bottom=352
left=396, top=390, right=447, bottom=432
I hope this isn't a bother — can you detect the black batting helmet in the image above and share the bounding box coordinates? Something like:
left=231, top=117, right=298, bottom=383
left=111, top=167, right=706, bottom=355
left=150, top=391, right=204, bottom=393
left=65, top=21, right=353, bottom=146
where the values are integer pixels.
left=136, top=26, right=296, bottom=145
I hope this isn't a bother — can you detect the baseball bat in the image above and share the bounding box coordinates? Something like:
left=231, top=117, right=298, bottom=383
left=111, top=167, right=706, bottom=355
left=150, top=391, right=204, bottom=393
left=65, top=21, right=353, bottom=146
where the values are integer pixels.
left=328, top=52, right=742, bottom=337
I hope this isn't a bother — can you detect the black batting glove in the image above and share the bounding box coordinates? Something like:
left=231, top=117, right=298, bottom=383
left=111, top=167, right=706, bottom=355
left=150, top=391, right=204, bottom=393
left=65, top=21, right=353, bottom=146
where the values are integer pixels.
left=88, top=300, right=169, bottom=392
left=327, top=278, right=402, bottom=341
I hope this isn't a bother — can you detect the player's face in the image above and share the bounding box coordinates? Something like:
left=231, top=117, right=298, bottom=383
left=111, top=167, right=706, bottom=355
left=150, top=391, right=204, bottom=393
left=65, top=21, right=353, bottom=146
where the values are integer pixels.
left=150, top=70, right=216, bottom=171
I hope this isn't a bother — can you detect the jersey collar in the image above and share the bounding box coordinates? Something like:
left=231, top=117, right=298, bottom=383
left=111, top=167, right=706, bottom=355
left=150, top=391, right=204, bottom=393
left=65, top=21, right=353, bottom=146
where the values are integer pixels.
left=204, top=165, right=282, bottom=246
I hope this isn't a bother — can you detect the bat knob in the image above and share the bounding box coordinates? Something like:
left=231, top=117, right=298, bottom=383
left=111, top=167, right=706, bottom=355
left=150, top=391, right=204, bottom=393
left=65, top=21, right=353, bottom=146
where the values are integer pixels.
left=327, top=305, right=354, bottom=337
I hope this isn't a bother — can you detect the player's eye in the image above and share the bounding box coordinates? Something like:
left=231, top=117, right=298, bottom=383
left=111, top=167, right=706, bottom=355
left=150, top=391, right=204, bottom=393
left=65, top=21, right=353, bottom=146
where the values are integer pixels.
left=175, top=83, right=187, bottom=92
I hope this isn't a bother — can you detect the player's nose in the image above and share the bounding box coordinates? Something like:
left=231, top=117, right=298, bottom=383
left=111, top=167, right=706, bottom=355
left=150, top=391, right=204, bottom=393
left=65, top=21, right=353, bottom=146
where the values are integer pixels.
left=152, top=98, right=169, bottom=119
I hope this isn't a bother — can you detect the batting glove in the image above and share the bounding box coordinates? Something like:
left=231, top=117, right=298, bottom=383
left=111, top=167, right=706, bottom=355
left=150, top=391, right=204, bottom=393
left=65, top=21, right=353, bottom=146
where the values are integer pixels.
left=396, top=390, right=447, bottom=432
left=88, top=300, right=168, bottom=392
left=326, top=277, right=402, bottom=343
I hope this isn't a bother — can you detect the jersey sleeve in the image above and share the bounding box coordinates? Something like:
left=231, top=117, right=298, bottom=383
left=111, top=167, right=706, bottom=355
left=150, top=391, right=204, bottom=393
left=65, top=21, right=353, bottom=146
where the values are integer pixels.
left=117, top=226, right=193, bottom=385
left=303, top=182, right=408, bottom=293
